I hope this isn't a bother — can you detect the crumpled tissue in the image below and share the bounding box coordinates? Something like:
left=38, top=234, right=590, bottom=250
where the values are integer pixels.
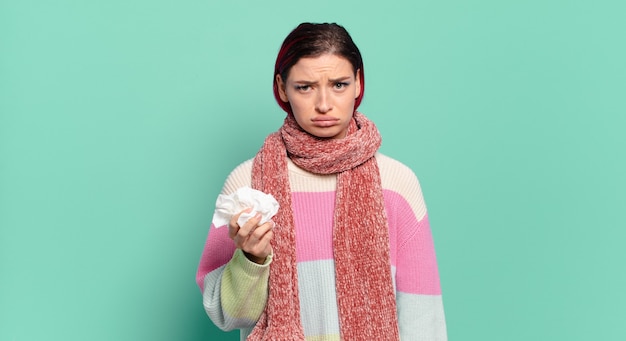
left=212, top=186, right=279, bottom=228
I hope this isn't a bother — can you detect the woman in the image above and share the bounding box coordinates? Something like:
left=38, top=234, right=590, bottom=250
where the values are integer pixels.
left=197, top=22, right=447, bottom=340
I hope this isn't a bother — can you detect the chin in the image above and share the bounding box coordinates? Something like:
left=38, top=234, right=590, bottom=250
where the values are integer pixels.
left=310, top=129, right=345, bottom=140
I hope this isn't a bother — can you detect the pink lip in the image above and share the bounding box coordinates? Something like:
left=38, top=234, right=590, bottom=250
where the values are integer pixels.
left=311, top=117, right=339, bottom=127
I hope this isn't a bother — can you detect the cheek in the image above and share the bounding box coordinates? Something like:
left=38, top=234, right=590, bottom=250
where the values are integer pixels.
left=292, top=115, right=307, bottom=129
left=338, top=94, right=357, bottom=111
left=286, top=94, right=311, bottom=113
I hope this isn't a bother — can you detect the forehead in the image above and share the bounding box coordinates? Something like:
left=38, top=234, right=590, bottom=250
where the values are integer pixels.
left=287, top=54, right=355, bottom=80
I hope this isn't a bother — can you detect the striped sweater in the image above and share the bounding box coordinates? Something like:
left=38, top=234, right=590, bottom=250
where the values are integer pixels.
left=196, top=153, right=447, bottom=340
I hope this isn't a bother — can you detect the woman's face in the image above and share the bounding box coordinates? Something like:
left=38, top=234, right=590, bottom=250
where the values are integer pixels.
left=276, top=54, right=361, bottom=139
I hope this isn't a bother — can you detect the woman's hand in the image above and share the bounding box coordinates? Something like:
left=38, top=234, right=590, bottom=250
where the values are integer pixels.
left=228, top=208, right=274, bottom=264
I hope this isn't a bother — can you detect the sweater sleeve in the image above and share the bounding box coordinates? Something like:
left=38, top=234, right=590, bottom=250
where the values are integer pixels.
left=201, top=244, right=271, bottom=331
left=396, top=215, right=447, bottom=341
left=196, top=160, right=270, bottom=331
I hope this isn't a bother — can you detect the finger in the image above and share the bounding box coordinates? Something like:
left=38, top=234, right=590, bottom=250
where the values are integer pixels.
left=257, top=229, right=274, bottom=252
left=237, top=212, right=262, bottom=239
left=239, top=221, right=273, bottom=253
left=244, top=220, right=274, bottom=246
left=230, top=208, right=252, bottom=227
left=233, top=213, right=262, bottom=247
left=243, top=229, right=274, bottom=261
left=229, top=208, right=252, bottom=239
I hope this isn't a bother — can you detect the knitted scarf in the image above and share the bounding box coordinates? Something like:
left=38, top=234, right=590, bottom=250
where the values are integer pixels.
left=247, top=112, right=399, bottom=340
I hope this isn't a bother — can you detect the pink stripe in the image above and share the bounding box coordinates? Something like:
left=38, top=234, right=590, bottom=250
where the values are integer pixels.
left=396, top=215, right=442, bottom=295
left=196, top=224, right=235, bottom=289
left=290, top=190, right=413, bottom=269
left=382, top=190, right=441, bottom=294
left=292, top=192, right=335, bottom=262
left=383, top=190, right=398, bottom=268
left=198, top=189, right=441, bottom=295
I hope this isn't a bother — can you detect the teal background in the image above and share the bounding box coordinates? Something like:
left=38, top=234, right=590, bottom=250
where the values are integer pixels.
left=1, top=0, right=625, bottom=340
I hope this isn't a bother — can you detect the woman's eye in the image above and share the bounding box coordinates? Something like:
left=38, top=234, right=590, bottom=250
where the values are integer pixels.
left=295, top=85, right=310, bottom=91
left=334, top=82, right=349, bottom=90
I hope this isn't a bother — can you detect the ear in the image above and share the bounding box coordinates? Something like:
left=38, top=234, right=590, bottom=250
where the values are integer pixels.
left=354, top=69, right=361, bottom=99
left=276, top=74, right=289, bottom=102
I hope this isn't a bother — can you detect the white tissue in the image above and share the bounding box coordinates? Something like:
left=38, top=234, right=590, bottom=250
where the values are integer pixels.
left=212, top=186, right=279, bottom=228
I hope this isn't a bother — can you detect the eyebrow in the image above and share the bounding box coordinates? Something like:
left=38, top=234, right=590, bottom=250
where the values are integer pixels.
left=292, top=76, right=353, bottom=84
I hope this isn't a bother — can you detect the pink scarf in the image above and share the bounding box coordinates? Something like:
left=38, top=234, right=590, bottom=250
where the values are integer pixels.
left=248, top=112, right=399, bottom=340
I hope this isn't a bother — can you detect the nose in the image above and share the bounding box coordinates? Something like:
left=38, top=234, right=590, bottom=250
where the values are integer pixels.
left=315, top=88, right=332, bottom=113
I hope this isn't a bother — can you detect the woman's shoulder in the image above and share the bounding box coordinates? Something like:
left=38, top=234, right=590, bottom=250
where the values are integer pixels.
left=220, top=159, right=254, bottom=195
left=375, top=152, right=427, bottom=217
left=375, top=152, right=421, bottom=186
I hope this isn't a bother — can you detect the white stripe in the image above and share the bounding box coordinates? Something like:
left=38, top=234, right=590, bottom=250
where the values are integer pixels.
left=297, top=260, right=341, bottom=336
left=396, top=293, right=448, bottom=340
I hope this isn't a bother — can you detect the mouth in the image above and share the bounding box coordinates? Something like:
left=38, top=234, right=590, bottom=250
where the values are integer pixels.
left=311, top=117, right=339, bottom=127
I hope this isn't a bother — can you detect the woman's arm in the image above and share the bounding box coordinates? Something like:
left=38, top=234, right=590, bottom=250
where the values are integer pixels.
left=196, top=160, right=271, bottom=330
left=198, top=231, right=270, bottom=331
left=395, top=215, right=447, bottom=340
left=377, top=153, right=447, bottom=340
